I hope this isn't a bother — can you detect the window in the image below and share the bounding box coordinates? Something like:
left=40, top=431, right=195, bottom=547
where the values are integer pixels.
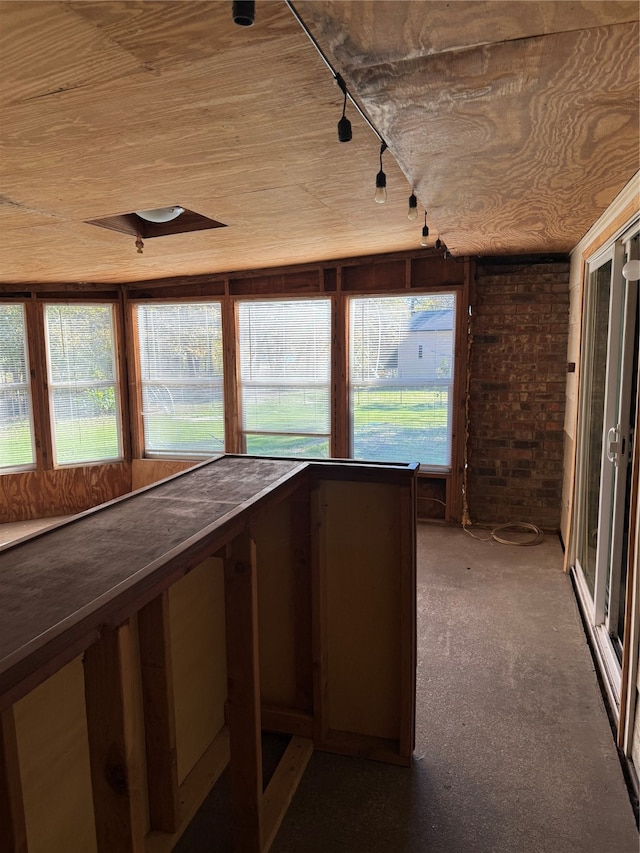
left=238, top=299, right=331, bottom=457
left=349, top=293, right=456, bottom=468
left=137, top=303, right=224, bottom=456
left=0, top=304, right=36, bottom=471
left=45, top=303, right=122, bottom=465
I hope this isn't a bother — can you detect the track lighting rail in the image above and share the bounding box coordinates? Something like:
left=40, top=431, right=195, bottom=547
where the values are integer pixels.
left=284, top=0, right=386, bottom=147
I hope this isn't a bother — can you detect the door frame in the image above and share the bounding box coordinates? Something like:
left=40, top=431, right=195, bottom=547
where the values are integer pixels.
left=572, top=219, right=639, bottom=716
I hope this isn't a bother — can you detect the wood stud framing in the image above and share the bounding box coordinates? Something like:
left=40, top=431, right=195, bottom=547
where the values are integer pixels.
left=83, top=620, right=146, bottom=853
left=224, top=530, right=264, bottom=852
left=0, top=707, right=27, bottom=853
left=29, top=295, right=53, bottom=470
left=138, top=593, right=180, bottom=833
left=1, top=251, right=448, bottom=847
left=1, top=457, right=417, bottom=852
left=2, top=250, right=467, bottom=523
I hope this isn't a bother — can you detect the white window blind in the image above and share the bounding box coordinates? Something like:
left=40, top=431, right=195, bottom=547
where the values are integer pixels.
left=238, top=299, right=331, bottom=458
left=0, top=303, right=36, bottom=471
left=137, top=303, right=224, bottom=456
left=45, top=303, right=122, bottom=465
left=349, top=293, right=456, bottom=468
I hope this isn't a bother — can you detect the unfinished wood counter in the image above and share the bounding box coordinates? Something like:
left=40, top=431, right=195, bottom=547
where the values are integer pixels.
left=0, top=454, right=417, bottom=853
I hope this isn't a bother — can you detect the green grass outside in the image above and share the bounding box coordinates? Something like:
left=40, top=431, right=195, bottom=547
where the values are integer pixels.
left=1, top=387, right=450, bottom=468
left=0, top=417, right=120, bottom=468
left=0, top=419, right=35, bottom=468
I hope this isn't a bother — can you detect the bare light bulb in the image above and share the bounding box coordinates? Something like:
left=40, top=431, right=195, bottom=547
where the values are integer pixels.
left=408, top=193, right=418, bottom=220
left=375, top=170, right=387, bottom=204
left=420, top=224, right=429, bottom=247
left=338, top=115, right=352, bottom=142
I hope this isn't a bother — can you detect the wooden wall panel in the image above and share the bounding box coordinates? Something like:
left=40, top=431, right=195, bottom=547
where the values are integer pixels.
left=410, top=254, right=465, bottom=288
left=416, top=475, right=447, bottom=520
left=0, top=463, right=131, bottom=523
left=130, top=459, right=197, bottom=492
left=342, top=260, right=406, bottom=292
left=229, top=271, right=322, bottom=296
left=320, top=480, right=402, bottom=740
left=168, top=557, right=227, bottom=785
left=13, top=658, right=98, bottom=853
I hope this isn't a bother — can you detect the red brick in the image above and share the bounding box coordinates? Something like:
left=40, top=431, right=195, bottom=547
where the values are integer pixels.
left=467, top=259, right=568, bottom=529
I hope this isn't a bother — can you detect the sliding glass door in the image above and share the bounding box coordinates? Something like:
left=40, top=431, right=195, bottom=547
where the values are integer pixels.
left=574, top=223, right=639, bottom=704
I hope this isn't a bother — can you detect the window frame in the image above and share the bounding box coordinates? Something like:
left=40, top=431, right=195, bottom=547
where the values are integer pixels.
left=0, top=300, right=38, bottom=473
left=346, top=289, right=459, bottom=472
left=236, top=295, right=333, bottom=459
left=43, top=300, right=124, bottom=467
left=134, top=300, right=226, bottom=459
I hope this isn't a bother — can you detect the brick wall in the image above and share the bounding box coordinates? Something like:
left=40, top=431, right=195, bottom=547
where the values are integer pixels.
left=466, top=259, right=570, bottom=530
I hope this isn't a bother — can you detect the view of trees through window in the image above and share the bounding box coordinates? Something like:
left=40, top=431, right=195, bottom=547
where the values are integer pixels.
left=0, top=304, right=35, bottom=470
left=45, top=304, right=121, bottom=465
left=137, top=303, right=225, bottom=456
left=238, top=299, right=331, bottom=457
left=349, top=293, right=456, bottom=467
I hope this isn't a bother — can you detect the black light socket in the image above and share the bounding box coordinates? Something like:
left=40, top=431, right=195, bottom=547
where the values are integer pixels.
left=233, top=0, right=255, bottom=26
left=338, top=115, right=352, bottom=142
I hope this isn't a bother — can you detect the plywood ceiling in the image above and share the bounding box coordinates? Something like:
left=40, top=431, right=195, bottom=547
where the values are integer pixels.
left=0, top=1, right=638, bottom=285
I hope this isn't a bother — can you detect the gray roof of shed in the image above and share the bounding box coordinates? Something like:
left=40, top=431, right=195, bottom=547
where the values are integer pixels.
left=408, top=309, right=454, bottom=332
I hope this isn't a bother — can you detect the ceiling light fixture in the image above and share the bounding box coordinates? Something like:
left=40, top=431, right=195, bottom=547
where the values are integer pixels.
left=420, top=212, right=429, bottom=246
left=435, top=237, right=442, bottom=250
left=336, top=74, right=352, bottom=142
left=284, top=3, right=398, bottom=212
left=285, top=2, right=383, bottom=141
left=232, top=0, right=255, bottom=26
left=407, top=192, right=418, bottom=221
left=375, top=142, right=388, bottom=204
left=135, top=206, right=184, bottom=223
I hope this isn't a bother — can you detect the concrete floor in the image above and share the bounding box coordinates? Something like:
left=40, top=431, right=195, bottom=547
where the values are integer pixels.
left=176, top=523, right=638, bottom=853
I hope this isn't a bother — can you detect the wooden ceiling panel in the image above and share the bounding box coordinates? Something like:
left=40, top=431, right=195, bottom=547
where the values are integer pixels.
left=0, top=1, right=638, bottom=284
left=295, top=1, right=639, bottom=64
left=0, top=1, right=144, bottom=107
left=68, top=0, right=296, bottom=69
left=299, top=4, right=639, bottom=255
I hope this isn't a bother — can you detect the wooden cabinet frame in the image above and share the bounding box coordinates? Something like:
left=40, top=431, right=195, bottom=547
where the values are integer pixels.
left=0, top=455, right=416, bottom=853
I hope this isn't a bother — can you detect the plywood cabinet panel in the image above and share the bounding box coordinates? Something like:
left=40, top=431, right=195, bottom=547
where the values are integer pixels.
left=13, top=658, right=97, bottom=853
left=320, top=480, right=402, bottom=741
left=130, top=459, right=198, bottom=491
left=254, top=502, right=299, bottom=710
left=1, top=456, right=416, bottom=850
left=169, top=557, right=227, bottom=784
left=0, top=463, right=131, bottom=523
